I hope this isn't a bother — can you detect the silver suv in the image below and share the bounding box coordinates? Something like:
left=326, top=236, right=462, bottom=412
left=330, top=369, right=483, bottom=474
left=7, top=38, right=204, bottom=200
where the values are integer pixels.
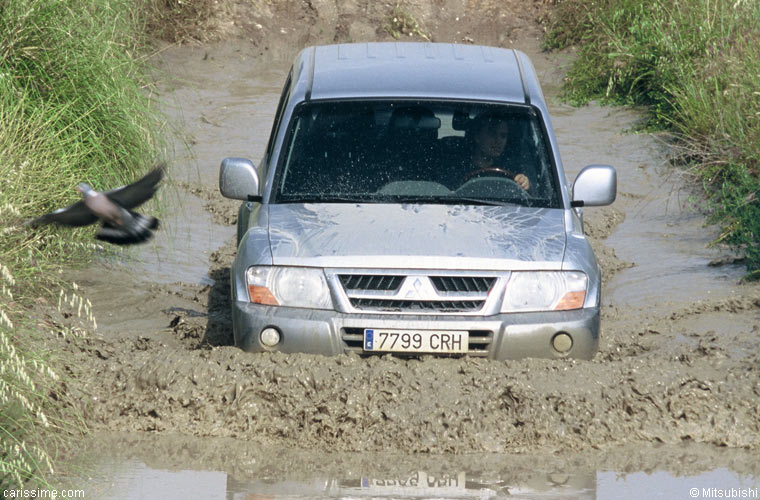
left=219, top=42, right=616, bottom=359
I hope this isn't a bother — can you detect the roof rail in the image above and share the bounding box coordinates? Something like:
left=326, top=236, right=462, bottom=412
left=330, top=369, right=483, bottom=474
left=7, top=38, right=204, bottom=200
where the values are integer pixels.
left=512, top=50, right=531, bottom=106
left=305, top=46, right=316, bottom=102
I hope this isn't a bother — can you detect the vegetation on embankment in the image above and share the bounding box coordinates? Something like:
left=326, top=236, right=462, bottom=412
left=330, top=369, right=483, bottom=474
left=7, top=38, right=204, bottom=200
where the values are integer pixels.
left=545, top=0, right=760, bottom=279
left=0, top=0, right=163, bottom=487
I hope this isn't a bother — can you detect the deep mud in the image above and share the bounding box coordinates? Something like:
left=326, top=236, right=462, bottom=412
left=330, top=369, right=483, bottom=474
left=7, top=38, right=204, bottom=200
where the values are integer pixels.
left=44, top=0, right=760, bottom=466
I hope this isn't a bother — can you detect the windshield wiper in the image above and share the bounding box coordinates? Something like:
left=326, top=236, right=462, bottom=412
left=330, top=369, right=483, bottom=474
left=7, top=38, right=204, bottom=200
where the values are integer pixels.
left=278, top=195, right=534, bottom=207
left=391, top=196, right=512, bottom=206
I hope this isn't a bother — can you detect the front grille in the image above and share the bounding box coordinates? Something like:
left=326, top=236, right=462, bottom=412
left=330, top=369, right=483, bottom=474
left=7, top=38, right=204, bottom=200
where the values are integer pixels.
left=342, top=327, right=492, bottom=356
left=339, top=274, right=404, bottom=291
left=350, top=298, right=484, bottom=312
left=431, top=276, right=495, bottom=293
left=332, top=271, right=503, bottom=315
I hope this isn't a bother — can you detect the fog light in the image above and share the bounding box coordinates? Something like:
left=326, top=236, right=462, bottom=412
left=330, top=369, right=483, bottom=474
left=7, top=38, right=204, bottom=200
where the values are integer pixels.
left=260, top=327, right=281, bottom=347
left=552, top=332, right=573, bottom=353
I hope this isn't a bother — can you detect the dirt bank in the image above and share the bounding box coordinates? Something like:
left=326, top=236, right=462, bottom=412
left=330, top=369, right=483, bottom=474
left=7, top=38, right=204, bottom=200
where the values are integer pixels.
left=44, top=0, right=760, bottom=459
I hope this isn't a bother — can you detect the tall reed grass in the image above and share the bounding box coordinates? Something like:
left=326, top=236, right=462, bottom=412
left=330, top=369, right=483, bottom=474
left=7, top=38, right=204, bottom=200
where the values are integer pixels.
left=1, top=0, right=163, bottom=487
left=545, top=0, right=760, bottom=278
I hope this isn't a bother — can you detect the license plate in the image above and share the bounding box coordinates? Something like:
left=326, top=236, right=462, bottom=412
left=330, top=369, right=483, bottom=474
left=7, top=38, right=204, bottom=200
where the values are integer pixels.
left=359, top=471, right=466, bottom=492
left=363, top=329, right=468, bottom=353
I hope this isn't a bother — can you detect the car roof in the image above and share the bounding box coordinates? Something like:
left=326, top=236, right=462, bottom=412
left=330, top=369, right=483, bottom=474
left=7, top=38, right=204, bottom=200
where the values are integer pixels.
left=292, top=42, right=542, bottom=105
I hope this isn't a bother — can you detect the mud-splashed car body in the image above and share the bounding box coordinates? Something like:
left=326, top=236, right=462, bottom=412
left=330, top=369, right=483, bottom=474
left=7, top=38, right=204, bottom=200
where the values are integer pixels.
left=219, top=42, right=616, bottom=359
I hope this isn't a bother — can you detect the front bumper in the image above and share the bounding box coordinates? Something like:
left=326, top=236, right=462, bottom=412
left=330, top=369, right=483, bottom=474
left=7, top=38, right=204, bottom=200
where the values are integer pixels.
left=231, top=300, right=600, bottom=360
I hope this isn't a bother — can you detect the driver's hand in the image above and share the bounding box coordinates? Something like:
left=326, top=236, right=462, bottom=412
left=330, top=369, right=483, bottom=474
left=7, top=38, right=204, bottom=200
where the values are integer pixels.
left=513, top=174, right=530, bottom=190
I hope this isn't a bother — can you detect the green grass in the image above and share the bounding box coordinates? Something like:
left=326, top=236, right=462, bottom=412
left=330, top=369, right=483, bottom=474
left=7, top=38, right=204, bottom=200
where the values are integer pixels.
left=385, top=2, right=431, bottom=40
left=545, top=0, right=760, bottom=278
left=0, top=0, right=163, bottom=488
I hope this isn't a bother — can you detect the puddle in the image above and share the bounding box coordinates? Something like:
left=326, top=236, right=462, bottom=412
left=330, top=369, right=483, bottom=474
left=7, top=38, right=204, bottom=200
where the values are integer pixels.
left=598, top=469, right=760, bottom=500
left=85, top=467, right=760, bottom=499
left=68, top=433, right=759, bottom=500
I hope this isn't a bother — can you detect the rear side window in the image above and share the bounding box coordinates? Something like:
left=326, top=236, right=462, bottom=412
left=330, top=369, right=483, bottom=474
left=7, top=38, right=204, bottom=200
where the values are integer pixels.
left=272, top=100, right=561, bottom=208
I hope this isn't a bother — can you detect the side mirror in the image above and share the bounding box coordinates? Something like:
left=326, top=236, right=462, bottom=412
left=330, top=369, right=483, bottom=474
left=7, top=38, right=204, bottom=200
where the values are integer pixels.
left=219, top=157, right=260, bottom=201
left=571, top=165, right=617, bottom=207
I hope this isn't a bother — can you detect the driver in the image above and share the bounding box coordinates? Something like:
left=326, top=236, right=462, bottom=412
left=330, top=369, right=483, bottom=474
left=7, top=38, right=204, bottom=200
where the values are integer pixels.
left=467, top=113, right=531, bottom=190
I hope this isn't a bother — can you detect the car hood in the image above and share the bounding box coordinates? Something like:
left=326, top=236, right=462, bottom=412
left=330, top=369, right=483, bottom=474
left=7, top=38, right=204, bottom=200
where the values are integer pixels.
left=267, top=204, right=567, bottom=270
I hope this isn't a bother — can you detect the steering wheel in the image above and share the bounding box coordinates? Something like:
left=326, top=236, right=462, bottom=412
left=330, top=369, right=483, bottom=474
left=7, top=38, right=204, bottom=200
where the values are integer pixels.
left=461, top=167, right=516, bottom=184
left=457, top=170, right=530, bottom=202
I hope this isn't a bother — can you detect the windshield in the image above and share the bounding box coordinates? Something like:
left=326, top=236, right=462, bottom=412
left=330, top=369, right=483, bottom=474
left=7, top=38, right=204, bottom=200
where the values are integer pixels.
left=272, top=100, right=562, bottom=208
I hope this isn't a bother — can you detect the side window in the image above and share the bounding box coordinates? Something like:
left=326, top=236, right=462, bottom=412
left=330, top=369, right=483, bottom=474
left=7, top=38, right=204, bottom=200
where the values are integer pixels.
left=263, top=70, right=293, bottom=165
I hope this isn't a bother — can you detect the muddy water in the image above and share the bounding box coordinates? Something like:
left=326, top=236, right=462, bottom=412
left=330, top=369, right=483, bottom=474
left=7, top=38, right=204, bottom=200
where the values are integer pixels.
left=85, top=44, right=287, bottom=290
left=572, top=117, right=746, bottom=311
left=63, top=32, right=760, bottom=500
left=75, top=44, right=287, bottom=334
left=70, top=433, right=759, bottom=500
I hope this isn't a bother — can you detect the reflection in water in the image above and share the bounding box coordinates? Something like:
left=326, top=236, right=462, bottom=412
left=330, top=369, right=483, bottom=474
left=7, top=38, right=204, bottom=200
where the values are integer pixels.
left=96, top=461, right=226, bottom=500
left=72, top=433, right=760, bottom=500
left=92, top=460, right=597, bottom=500
left=84, top=455, right=760, bottom=500
left=597, top=469, right=760, bottom=500
left=226, top=469, right=595, bottom=499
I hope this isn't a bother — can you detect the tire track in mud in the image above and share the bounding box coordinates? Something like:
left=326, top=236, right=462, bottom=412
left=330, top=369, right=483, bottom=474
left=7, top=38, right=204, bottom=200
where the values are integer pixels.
left=61, top=221, right=760, bottom=454
left=63, top=295, right=760, bottom=453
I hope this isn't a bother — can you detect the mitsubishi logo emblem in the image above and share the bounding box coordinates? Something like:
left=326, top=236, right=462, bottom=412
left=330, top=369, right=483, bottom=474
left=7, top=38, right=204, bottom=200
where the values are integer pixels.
left=398, top=276, right=439, bottom=301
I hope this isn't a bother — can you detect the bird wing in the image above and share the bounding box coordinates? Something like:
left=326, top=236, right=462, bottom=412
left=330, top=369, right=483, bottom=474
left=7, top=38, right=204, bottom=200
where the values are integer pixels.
left=26, top=200, right=99, bottom=227
left=104, top=163, right=165, bottom=209
left=96, top=211, right=158, bottom=245
left=26, top=163, right=165, bottom=228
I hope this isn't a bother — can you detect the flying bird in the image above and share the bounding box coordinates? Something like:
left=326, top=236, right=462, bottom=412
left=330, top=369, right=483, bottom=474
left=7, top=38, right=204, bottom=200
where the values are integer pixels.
left=28, top=164, right=166, bottom=245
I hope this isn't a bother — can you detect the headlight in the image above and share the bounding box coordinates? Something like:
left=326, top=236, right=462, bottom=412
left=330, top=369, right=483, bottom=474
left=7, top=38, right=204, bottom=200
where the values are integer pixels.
left=246, top=266, right=333, bottom=310
left=501, top=271, right=587, bottom=312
